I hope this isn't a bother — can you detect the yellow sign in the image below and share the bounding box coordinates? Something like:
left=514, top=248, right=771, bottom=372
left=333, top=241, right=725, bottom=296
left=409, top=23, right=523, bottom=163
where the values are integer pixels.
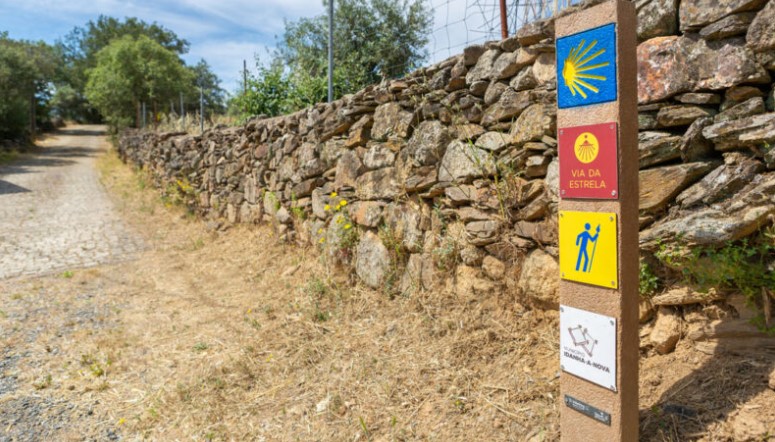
left=559, top=211, right=618, bottom=288
left=573, top=132, right=599, bottom=163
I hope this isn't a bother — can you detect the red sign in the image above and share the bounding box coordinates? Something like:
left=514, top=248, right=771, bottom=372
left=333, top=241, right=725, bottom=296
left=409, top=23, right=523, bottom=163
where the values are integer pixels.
left=559, top=122, right=619, bottom=200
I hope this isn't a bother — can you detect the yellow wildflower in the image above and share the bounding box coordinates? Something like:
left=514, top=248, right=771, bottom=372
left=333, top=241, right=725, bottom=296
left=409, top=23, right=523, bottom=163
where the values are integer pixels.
left=317, top=228, right=324, bottom=234
left=330, top=192, right=338, bottom=198
left=118, top=418, right=126, bottom=426
left=344, top=224, right=352, bottom=230
left=247, top=308, right=252, bottom=314
left=339, top=199, right=347, bottom=207
left=319, top=237, right=326, bottom=244
left=337, top=217, right=344, bottom=224
left=324, top=204, right=331, bottom=211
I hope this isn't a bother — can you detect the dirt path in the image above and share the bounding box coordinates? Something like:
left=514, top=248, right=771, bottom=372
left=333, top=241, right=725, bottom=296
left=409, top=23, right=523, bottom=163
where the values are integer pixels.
left=0, top=126, right=143, bottom=280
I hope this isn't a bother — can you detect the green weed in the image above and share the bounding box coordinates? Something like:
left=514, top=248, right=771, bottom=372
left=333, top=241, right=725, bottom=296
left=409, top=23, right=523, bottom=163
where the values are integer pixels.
left=655, top=228, right=775, bottom=332
left=639, top=262, right=659, bottom=299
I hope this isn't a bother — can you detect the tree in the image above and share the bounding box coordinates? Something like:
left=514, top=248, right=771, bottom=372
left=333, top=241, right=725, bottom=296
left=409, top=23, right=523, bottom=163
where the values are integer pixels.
left=279, top=0, right=431, bottom=89
left=231, top=58, right=291, bottom=117
left=85, top=35, right=190, bottom=130
left=236, top=0, right=432, bottom=117
left=0, top=33, right=59, bottom=139
left=184, top=59, right=227, bottom=117
left=57, top=16, right=189, bottom=122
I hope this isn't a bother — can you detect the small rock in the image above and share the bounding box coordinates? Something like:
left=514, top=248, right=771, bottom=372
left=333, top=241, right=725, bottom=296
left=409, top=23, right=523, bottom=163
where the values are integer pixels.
left=475, top=131, right=510, bottom=152
left=463, top=44, right=486, bottom=66
left=465, top=220, right=501, bottom=246
left=509, top=103, right=556, bottom=147
left=516, top=18, right=554, bottom=46
left=363, top=144, right=396, bottom=169
left=483, top=81, right=508, bottom=106
left=509, top=66, right=538, bottom=91
left=639, top=131, right=683, bottom=168
left=348, top=201, right=384, bottom=227
left=650, top=306, right=682, bottom=354
left=639, top=113, right=659, bottom=130
left=438, top=140, right=496, bottom=183
left=482, top=255, right=506, bottom=280
left=531, top=53, right=556, bottom=87
left=676, top=156, right=763, bottom=207
left=469, top=80, right=489, bottom=97
left=675, top=92, right=721, bottom=105
left=459, top=244, right=485, bottom=266
left=702, top=112, right=775, bottom=151
left=637, top=36, right=692, bottom=104
left=355, top=168, right=400, bottom=200
left=399, top=253, right=423, bottom=295
left=406, top=120, right=451, bottom=167
left=746, top=0, right=775, bottom=53
left=481, top=89, right=537, bottom=126
left=679, top=0, right=765, bottom=31
left=725, top=85, right=764, bottom=103
left=698, top=12, right=756, bottom=40
left=455, top=265, right=496, bottom=298
left=637, top=0, right=679, bottom=40
left=466, top=48, right=501, bottom=83
left=335, top=150, right=365, bottom=189
left=371, top=103, right=415, bottom=140
left=445, top=184, right=476, bottom=205
left=714, top=96, right=765, bottom=123
left=639, top=162, right=717, bottom=213
left=651, top=286, right=724, bottom=306
left=517, top=249, right=559, bottom=308
left=656, top=105, right=716, bottom=127
left=525, top=155, right=551, bottom=178
left=679, top=116, right=715, bottom=162
left=355, top=231, right=391, bottom=288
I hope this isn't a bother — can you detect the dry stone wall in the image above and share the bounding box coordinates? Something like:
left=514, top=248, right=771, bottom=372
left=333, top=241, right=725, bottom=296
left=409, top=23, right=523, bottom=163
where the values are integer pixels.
left=119, top=0, right=775, bottom=332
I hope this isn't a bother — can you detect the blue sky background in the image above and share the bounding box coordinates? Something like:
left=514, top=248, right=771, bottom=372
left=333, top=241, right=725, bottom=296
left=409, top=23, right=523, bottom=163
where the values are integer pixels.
left=0, top=0, right=517, bottom=95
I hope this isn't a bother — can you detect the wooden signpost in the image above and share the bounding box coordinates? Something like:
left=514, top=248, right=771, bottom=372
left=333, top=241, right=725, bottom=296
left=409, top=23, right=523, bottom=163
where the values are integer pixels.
left=555, top=1, right=638, bottom=441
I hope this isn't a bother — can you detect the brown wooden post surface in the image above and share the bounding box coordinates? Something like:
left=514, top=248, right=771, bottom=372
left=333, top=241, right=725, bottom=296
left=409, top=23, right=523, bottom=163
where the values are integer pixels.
left=556, top=1, right=638, bottom=441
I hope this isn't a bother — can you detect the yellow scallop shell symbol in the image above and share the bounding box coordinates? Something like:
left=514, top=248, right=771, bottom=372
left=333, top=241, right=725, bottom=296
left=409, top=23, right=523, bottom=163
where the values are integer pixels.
left=574, top=132, right=599, bottom=164
left=562, top=39, right=609, bottom=99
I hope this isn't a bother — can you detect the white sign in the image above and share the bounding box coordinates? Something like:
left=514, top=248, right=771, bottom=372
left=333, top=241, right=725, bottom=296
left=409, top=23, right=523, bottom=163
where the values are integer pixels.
left=560, top=305, right=617, bottom=391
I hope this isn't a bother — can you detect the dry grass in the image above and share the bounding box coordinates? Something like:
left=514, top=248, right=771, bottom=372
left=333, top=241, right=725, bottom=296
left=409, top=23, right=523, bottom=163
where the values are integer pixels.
left=0, top=146, right=561, bottom=441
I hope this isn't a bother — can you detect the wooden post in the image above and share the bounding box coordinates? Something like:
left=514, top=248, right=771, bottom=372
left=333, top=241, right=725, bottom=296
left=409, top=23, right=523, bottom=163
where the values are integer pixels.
left=554, top=1, right=638, bottom=441
left=499, top=0, right=509, bottom=39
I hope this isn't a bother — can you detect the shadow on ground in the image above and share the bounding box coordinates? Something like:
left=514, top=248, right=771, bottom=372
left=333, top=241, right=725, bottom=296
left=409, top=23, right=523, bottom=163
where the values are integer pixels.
left=640, top=334, right=775, bottom=440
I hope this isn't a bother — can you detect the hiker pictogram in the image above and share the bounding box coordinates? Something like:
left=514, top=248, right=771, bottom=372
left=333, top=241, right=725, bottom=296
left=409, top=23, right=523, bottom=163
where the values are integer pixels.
left=559, top=211, right=618, bottom=288
left=575, top=223, right=601, bottom=273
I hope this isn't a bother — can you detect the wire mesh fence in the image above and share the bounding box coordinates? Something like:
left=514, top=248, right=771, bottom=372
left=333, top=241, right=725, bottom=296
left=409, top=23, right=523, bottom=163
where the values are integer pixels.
left=427, top=0, right=581, bottom=63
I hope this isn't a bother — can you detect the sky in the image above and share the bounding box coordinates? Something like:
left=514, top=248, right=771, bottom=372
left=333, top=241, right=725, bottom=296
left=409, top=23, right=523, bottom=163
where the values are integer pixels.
left=0, top=0, right=530, bottom=94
